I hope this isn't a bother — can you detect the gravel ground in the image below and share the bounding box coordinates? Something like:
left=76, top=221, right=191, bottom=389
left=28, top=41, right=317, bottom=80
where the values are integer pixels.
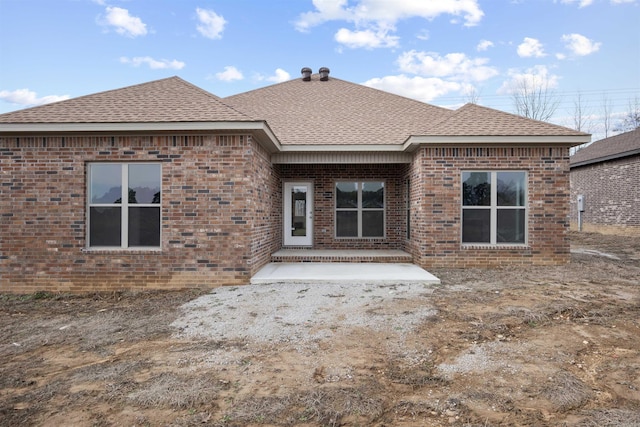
left=171, top=282, right=438, bottom=344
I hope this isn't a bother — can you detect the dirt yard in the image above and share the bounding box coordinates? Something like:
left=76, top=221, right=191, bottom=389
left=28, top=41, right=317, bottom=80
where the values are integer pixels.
left=1, top=231, right=639, bottom=426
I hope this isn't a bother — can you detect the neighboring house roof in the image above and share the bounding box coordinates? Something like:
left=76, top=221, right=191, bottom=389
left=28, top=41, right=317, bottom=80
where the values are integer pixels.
left=0, top=77, right=252, bottom=123
left=570, top=128, right=640, bottom=167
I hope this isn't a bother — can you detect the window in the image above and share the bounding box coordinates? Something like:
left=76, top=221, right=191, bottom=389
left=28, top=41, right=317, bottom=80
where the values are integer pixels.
left=336, top=181, right=384, bottom=238
left=462, top=171, right=526, bottom=244
left=88, top=163, right=161, bottom=248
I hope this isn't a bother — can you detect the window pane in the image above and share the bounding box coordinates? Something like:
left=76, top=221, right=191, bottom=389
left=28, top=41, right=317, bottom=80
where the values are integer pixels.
left=462, top=172, right=491, bottom=206
left=362, top=182, right=384, bottom=208
left=497, top=209, right=526, bottom=243
left=362, top=211, right=384, bottom=237
left=336, top=211, right=358, bottom=237
left=128, top=207, right=160, bottom=247
left=91, top=164, right=122, bottom=204
left=497, top=172, right=525, bottom=206
left=336, top=182, right=358, bottom=208
left=291, top=186, right=307, bottom=237
left=462, top=209, right=491, bottom=243
left=90, top=207, right=121, bottom=246
left=129, top=164, right=161, bottom=204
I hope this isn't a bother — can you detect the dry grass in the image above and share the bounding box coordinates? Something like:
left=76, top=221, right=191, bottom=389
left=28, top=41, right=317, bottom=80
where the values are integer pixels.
left=575, top=409, right=640, bottom=426
left=126, top=372, right=221, bottom=409
left=543, top=370, right=592, bottom=412
left=220, top=385, right=385, bottom=427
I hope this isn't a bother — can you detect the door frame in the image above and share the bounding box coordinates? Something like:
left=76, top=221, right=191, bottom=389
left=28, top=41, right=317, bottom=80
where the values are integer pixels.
left=283, top=181, right=313, bottom=246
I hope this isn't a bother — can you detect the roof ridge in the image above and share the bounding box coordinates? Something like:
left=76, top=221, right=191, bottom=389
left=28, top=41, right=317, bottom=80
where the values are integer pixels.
left=0, top=76, right=184, bottom=117
left=171, top=76, right=256, bottom=121
left=225, top=74, right=452, bottom=114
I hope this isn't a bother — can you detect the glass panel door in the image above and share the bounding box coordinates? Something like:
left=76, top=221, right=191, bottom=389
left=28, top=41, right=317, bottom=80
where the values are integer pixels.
left=284, top=182, right=313, bottom=246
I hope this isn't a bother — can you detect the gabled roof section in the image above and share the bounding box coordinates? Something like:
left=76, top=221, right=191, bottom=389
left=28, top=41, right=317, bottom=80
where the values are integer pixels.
left=224, top=74, right=453, bottom=146
left=423, top=103, right=589, bottom=137
left=571, top=128, right=640, bottom=167
left=0, top=76, right=253, bottom=123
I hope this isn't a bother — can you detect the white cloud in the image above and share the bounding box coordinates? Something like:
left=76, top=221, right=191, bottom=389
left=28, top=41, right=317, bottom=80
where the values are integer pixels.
left=517, top=37, right=545, bottom=58
left=215, top=66, right=244, bottom=82
left=254, top=68, right=292, bottom=83
left=363, top=75, right=462, bottom=103
left=196, top=8, right=226, bottom=39
left=397, top=50, right=498, bottom=82
left=611, top=0, right=636, bottom=3
left=334, top=27, right=399, bottom=49
left=0, top=89, right=70, bottom=106
left=497, top=65, right=560, bottom=95
left=102, top=6, right=147, bottom=37
left=266, top=68, right=291, bottom=83
left=295, top=0, right=483, bottom=49
left=296, top=0, right=484, bottom=30
left=120, top=56, right=185, bottom=70
left=560, top=0, right=594, bottom=7
left=562, top=33, right=601, bottom=56
left=477, top=39, right=494, bottom=51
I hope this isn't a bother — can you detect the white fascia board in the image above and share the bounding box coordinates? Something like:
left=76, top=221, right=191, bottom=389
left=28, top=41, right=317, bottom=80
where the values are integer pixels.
left=404, top=134, right=591, bottom=149
left=278, top=144, right=405, bottom=152
left=0, top=120, right=264, bottom=133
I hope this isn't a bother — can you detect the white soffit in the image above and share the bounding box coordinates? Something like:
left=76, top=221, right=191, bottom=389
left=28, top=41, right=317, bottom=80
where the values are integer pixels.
left=272, top=151, right=412, bottom=164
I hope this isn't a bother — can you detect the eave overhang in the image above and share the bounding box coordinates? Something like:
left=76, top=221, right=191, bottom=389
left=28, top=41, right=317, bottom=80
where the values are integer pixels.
left=404, top=134, right=591, bottom=149
left=0, top=121, right=283, bottom=153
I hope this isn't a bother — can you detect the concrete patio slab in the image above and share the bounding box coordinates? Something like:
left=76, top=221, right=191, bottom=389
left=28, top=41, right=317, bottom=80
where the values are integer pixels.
left=250, top=262, right=441, bottom=285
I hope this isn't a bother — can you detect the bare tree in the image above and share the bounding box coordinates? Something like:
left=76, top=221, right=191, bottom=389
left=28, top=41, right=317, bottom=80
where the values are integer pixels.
left=462, top=86, right=480, bottom=104
left=571, top=91, right=592, bottom=133
left=601, top=92, right=613, bottom=138
left=614, top=95, right=640, bottom=132
left=511, top=74, right=560, bottom=122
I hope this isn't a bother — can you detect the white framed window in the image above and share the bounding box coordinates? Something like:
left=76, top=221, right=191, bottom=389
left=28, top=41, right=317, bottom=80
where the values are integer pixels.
left=88, top=163, right=161, bottom=249
left=335, top=181, right=385, bottom=238
left=462, top=171, right=527, bottom=245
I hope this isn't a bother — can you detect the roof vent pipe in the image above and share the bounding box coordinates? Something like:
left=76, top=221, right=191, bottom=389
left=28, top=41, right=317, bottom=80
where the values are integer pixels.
left=319, top=67, right=330, bottom=81
left=301, top=67, right=312, bottom=81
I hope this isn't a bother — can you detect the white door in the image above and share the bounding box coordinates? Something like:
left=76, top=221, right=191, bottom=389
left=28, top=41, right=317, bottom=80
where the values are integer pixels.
left=284, top=182, right=313, bottom=246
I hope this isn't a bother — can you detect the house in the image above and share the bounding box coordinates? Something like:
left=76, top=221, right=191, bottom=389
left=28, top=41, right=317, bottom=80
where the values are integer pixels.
left=570, top=128, right=640, bottom=235
left=0, top=70, right=590, bottom=293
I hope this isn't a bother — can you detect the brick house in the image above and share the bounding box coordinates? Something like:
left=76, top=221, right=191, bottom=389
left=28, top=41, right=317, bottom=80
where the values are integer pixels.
left=570, top=128, right=640, bottom=235
left=0, top=71, right=590, bottom=293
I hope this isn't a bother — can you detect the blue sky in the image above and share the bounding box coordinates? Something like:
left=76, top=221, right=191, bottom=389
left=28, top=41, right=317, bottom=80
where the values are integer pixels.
left=1, top=0, right=638, bottom=140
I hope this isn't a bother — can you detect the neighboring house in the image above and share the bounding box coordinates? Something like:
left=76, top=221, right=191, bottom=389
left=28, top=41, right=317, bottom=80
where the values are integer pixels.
left=570, top=129, right=640, bottom=235
left=0, top=71, right=590, bottom=293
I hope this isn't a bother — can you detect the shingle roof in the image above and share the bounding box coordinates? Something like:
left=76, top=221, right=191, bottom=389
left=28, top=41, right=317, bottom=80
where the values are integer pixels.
left=0, top=74, right=588, bottom=148
left=224, top=74, right=453, bottom=145
left=0, top=76, right=252, bottom=123
left=423, top=103, right=588, bottom=137
left=570, top=128, right=640, bottom=167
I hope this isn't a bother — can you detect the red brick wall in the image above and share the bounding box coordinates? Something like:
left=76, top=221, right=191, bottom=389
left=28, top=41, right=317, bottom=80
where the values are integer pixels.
left=249, top=141, right=281, bottom=274
left=0, top=134, right=256, bottom=293
left=279, top=164, right=407, bottom=249
left=570, top=155, right=640, bottom=234
left=410, top=145, right=572, bottom=268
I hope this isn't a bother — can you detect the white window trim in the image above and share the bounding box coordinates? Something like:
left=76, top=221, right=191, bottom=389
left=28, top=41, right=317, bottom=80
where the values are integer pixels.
left=335, top=181, right=386, bottom=239
left=87, top=162, right=162, bottom=250
left=461, top=171, right=528, bottom=246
